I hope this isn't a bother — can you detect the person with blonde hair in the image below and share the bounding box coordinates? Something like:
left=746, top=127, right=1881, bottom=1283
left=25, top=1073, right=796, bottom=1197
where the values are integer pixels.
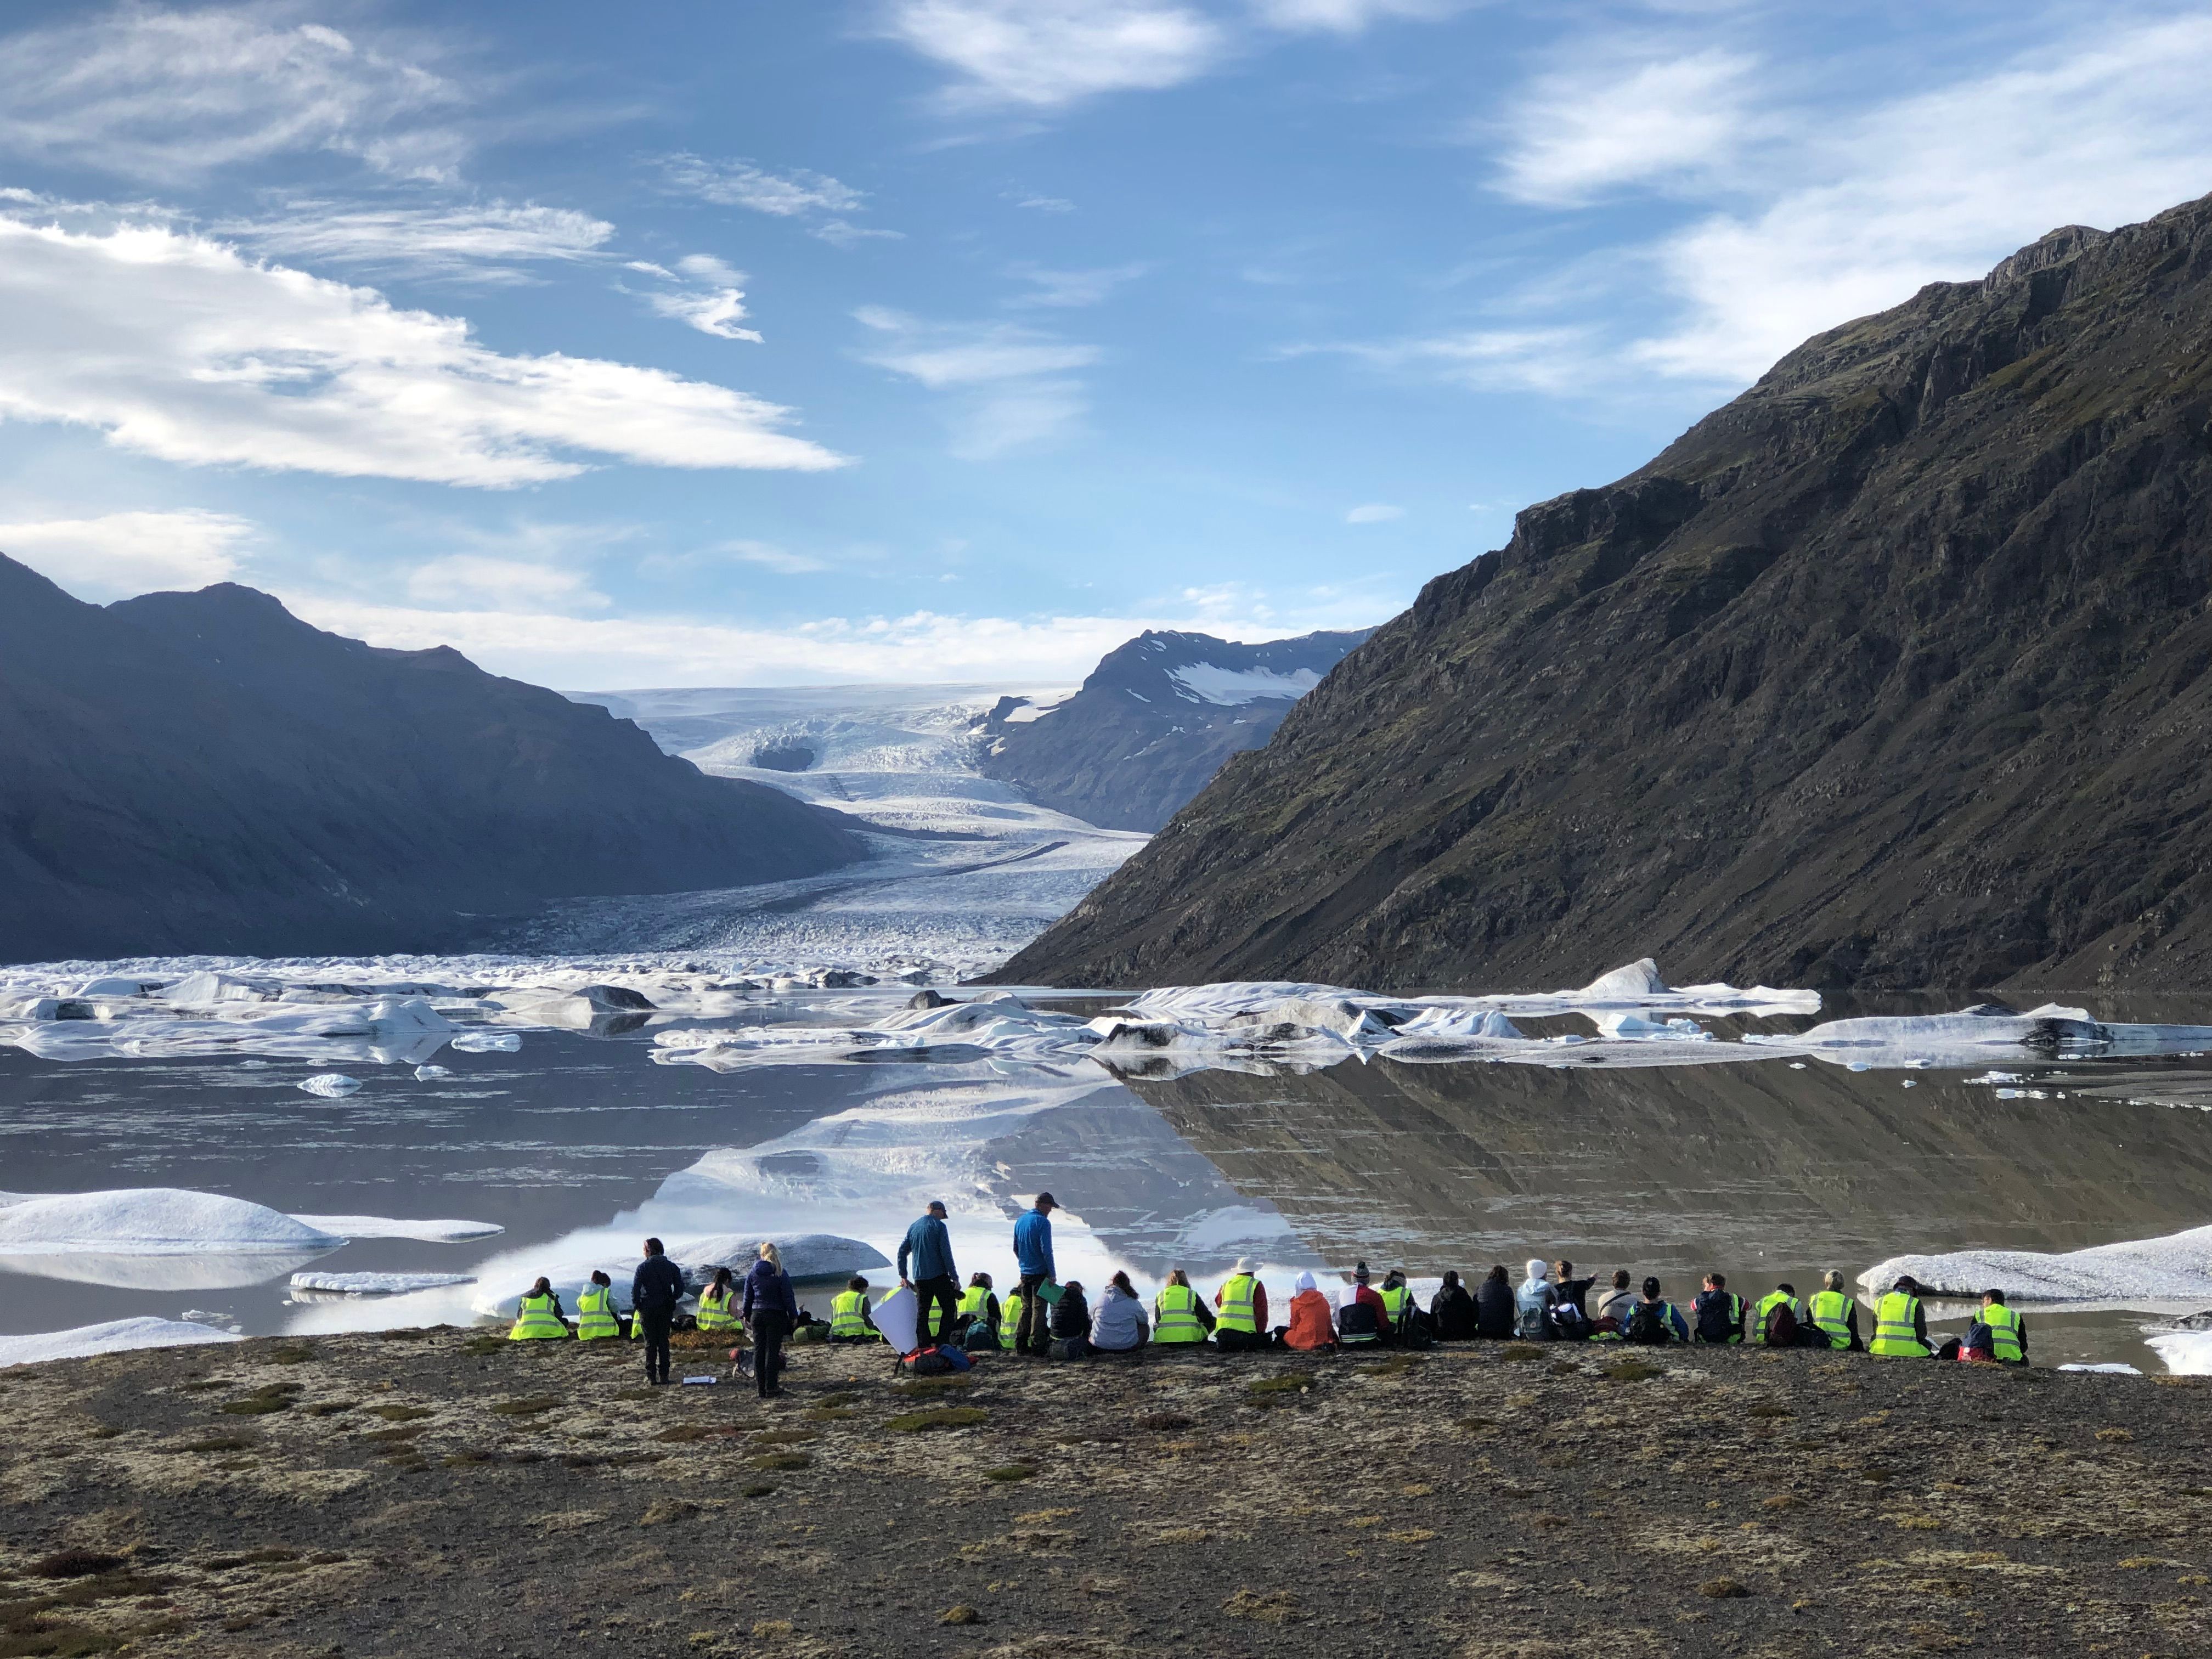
left=1153, top=1267, right=1214, bottom=1345
left=742, top=1240, right=798, bottom=1397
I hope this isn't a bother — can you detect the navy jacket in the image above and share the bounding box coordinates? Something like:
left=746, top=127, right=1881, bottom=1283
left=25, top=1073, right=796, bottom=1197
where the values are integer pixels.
left=742, top=1259, right=797, bottom=1321
left=1013, top=1208, right=1056, bottom=1279
left=631, top=1254, right=686, bottom=1314
left=898, top=1214, right=957, bottom=1283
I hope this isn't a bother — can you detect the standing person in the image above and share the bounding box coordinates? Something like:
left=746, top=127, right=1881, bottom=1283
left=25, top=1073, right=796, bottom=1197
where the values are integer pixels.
left=1013, top=1193, right=1058, bottom=1357
left=1692, top=1273, right=1746, bottom=1345
left=631, top=1237, right=684, bottom=1385
left=1475, top=1265, right=1517, bottom=1339
left=509, top=1277, right=570, bottom=1341
left=1283, top=1271, right=1336, bottom=1350
left=1430, top=1270, right=1477, bottom=1341
left=1336, top=1262, right=1388, bottom=1346
left=1153, top=1268, right=1215, bottom=1345
left=1870, top=1276, right=1932, bottom=1358
left=899, top=1199, right=961, bottom=1348
left=575, top=1271, right=621, bottom=1341
left=957, top=1272, right=1001, bottom=1348
left=1214, top=1258, right=1271, bottom=1352
left=1592, top=1269, right=1635, bottom=1336
left=743, top=1242, right=799, bottom=1397
left=1092, top=1271, right=1150, bottom=1352
left=1808, top=1271, right=1863, bottom=1351
left=1515, top=1259, right=1557, bottom=1340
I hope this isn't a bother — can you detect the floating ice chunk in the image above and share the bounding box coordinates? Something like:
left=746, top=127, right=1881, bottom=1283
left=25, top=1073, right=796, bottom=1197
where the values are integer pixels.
left=449, top=1031, right=522, bottom=1053
left=0, top=1316, right=242, bottom=1368
left=1589, top=1011, right=1711, bottom=1041
left=2060, top=1362, right=2145, bottom=1375
left=673, top=1233, right=889, bottom=1285
left=297, top=1073, right=360, bottom=1098
left=2147, top=1331, right=2212, bottom=1375
left=1862, top=1223, right=2212, bottom=1302
left=414, top=1064, right=454, bottom=1080
left=179, top=1308, right=242, bottom=1331
left=287, top=1214, right=502, bottom=1242
left=1576, top=958, right=1669, bottom=998
left=289, top=1271, right=475, bottom=1295
left=0, top=1189, right=347, bottom=1255
left=1966, top=1071, right=2023, bottom=1085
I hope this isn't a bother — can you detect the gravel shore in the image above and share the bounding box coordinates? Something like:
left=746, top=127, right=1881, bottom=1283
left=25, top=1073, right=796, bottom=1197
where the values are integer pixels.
left=3, top=1328, right=2207, bottom=1657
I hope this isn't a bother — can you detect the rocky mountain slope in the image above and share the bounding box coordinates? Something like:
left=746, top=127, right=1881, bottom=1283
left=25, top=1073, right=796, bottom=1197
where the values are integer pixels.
left=974, top=628, right=1370, bottom=831
left=0, top=560, right=861, bottom=963
left=1001, top=193, right=2212, bottom=993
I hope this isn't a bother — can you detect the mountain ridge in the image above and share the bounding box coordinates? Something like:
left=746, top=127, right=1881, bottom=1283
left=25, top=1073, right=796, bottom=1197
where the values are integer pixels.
left=998, top=191, right=2212, bottom=992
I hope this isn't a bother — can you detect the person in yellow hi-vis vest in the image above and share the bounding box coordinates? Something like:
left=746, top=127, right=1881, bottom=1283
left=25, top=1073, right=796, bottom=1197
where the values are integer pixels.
left=1870, top=1275, right=1932, bottom=1357
left=1808, top=1271, right=1863, bottom=1351
left=574, top=1271, right=621, bottom=1341
left=829, top=1276, right=880, bottom=1343
left=956, top=1273, right=1001, bottom=1347
left=696, top=1266, right=742, bottom=1334
left=509, top=1277, right=570, bottom=1341
left=1153, top=1268, right=1215, bottom=1345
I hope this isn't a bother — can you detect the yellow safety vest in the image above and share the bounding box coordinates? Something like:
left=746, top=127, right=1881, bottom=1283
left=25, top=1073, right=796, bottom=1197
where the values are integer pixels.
left=509, top=1291, right=568, bottom=1341
left=1379, top=1285, right=1412, bottom=1325
left=1000, top=1292, right=1025, bottom=1350
left=1870, top=1291, right=1927, bottom=1357
left=1754, top=1291, right=1801, bottom=1346
left=575, top=1283, right=620, bottom=1341
left=958, top=1285, right=992, bottom=1326
left=1982, top=1303, right=2026, bottom=1364
left=696, top=1285, right=740, bottom=1332
left=1154, top=1284, right=1206, bottom=1343
left=1809, top=1290, right=1854, bottom=1348
left=1216, top=1274, right=1259, bottom=1334
left=830, top=1289, right=875, bottom=1340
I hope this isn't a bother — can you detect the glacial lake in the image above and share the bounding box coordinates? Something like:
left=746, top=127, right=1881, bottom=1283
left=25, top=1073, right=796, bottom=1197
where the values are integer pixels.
left=5, top=987, right=2211, bottom=1372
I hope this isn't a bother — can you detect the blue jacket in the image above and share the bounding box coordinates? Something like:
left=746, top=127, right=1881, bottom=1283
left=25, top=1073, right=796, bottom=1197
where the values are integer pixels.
left=897, top=1214, right=956, bottom=1283
left=741, top=1259, right=796, bottom=1321
left=631, top=1253, right=685, bottom=1314
left=1013, top=1207, right=1055, bottom=1279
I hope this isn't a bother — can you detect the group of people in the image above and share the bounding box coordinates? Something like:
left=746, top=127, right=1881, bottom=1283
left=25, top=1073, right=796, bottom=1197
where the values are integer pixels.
left=507, top=1197, right=2032, bottom=1389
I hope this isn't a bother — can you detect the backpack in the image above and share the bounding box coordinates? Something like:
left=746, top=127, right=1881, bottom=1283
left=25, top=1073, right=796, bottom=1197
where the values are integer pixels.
left=1397, top=1308, right=1437, bottom=1351
left=1695, top=1293, right=1741, bottom=1344
left=900, top=1346, right=955, bottom=1376
left=1549, top=1304, right=1590, bottom=1342
left=1626, top=1302, right=1673, bottom=1346
left=1760, top=1302, right=1799, bottom=1348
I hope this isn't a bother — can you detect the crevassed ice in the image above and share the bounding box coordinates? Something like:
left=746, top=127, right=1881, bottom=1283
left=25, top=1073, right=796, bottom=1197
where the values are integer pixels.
left=1860, top=1222, right=2212, bottom=1304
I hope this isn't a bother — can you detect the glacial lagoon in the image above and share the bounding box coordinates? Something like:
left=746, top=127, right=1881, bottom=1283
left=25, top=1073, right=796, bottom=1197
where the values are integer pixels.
left=6, top=970, right=2212, bottom=1373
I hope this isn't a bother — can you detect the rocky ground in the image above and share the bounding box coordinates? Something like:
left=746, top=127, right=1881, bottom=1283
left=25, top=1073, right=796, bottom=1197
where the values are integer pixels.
left=2, top=1328, right=2207, bottom=1657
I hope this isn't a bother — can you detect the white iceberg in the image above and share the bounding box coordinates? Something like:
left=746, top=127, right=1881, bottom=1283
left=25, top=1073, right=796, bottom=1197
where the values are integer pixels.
left=1861, top=1223, right=2212, bottom=1304
left=2147, top=1331, right=2212, bottom=1375
left=0, top=1188, right=349, bottom=1290
left=289, top=1270, right=475, bottom=1295
left=414, top=1063, right=454, bottom=1080
left=287, top=1214, right=503, bottom=1243
left=297, top=1073, right=361, bottom=1098
left=1759, top=1004, right=2212, bottom=1071
left=672, top=1233, right=890, bottom=1283
left=449, top=1031, right=522, bottom=1053
left=0, top=1316, right=242, bottom=1369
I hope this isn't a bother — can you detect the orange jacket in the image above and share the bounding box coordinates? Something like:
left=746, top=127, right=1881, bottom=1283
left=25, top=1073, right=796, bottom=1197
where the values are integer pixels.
left=1283, top=1288, right=1335, bottom=1350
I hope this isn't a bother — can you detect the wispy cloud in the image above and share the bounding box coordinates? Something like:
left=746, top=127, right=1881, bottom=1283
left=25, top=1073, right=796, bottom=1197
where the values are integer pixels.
left=405, top=553, right=609, bottom=611
left=855, top=306, right=1102, bottom=458
left=812, top=219, right=906, bottom=248
left=0, top=207, right=847, bottom=486
left=877, top=0, right=1228, bottom=109
left=1492, top=47, right=1760, bottom=208
left=1250, top=0, right=1468, bottom=34
left=221, top=200, right=616, bottom=281
left=1280, top=326, right=1600, bottom=395
left=1344, top=502, right=1403, bottom=523
left=0, top=507, right=253, bottom=601
left=1005, top=261, right=1150, bottom=307
left=0, top=5, right=469, bottom=183
left=635, top=253, right=764, bottom=341
left=657, top=153, right=866, bottom=216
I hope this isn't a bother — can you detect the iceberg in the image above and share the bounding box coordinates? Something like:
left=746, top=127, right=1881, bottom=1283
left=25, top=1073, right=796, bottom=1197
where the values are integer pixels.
left=287, top=1214, right=502, bottom=1242
left=671, top=1233, right=889, bottom=1285
left=297, top=1073, right=361, bottom=1098
left=1860, top=1223, right=2212, bottom=1304
left=0, top=1316, right=242, bottom=1369
left=289, top=1271, right=475, bottom=1295
left=1758, top=1005, right=2212, bottom=1070
left=2147, top=1331, right=2212, bottom=1375
left=0, top=1188, right=349, bottom=1290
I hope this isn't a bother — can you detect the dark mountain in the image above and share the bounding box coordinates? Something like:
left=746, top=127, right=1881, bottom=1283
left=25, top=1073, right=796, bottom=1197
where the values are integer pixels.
left=974, top=628, right=1370, bottom=831
left=1001, top=193, right=2212, bottom=994
left=0, top=559, right=862, bottom=963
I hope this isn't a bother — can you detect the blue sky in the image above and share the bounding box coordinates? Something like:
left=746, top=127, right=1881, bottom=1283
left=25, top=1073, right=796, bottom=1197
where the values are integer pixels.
left=2, top=1, right=2210, bottom=687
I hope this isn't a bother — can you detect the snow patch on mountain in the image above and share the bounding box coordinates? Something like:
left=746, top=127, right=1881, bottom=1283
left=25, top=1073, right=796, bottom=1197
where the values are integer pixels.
left=1169, top=664, right=1323, bottom=705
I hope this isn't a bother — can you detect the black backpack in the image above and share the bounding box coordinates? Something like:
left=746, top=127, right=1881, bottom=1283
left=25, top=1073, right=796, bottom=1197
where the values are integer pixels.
left=1397, top=1308, right=1437, bottom=1351
left=899, top=1346, right=955, bottom=1376
left=1626, top=1302, right=1673, bottom=1346
left=1696, top=1293, right=1742, bottom=1345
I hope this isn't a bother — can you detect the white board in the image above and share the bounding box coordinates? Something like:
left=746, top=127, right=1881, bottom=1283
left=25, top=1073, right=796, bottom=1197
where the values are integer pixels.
left=871, top=1285, right=919, bottom=1355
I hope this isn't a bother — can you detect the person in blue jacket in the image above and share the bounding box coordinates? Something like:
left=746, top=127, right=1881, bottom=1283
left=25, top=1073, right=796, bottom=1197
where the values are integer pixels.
left=1012, top=1192, right=1058, bottom=1356
left=898, top=1199, right=961, bottom=1348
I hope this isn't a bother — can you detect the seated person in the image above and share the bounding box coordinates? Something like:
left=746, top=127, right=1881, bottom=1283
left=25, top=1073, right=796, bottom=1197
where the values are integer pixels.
left=1475, top=1265, right=1516, bottom=1339
left=956, top=1272, right=1001, bottom=1348
left=1091, top=1271, right=1150, bottom=1352
left=1153, top=1268, right=1215, bottom=1345
left=1049, top=1280, right=1092, bottom=1358
left=1691, top=1273, right=1746, bottom=1345
left=828, top=1276, right=881, bottom=1343
left=1283, top=1271, right=1336, bottom=1351
left=1430, top=1270, right=1477, bottom=1341
left=1336, top=1262, right=1390, bottom=1345
left=1959, top=1288, right=2028, bottom=1366
left=1624, top=1277, right=1690, bottom=1345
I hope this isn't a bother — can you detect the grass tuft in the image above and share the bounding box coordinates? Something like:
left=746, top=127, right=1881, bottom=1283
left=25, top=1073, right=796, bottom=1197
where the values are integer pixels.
left=939, top=1605, right=981, bottom=1626
left=29, top=1552, right=125, bottom=1582
left=488, top=1395, right=562, bottom=1417
left=985, top=1464, right=1036, bottom=1482
left=887, top=1407, right=986, bottom=1433
left=752, top=1451, right=815, bottom=1470
left=366, top=1404, right=433, bottom=1422
left=1699, top=1578, right=1751, bottom=1599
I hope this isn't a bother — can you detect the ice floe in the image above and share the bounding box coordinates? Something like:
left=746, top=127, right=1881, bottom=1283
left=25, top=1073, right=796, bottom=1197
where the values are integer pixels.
left=1756, top=1005, right=2212, bottom=1070
left=289, top=1271, right=476, bottom=1295
left=0, top=1189, right=346, bottom=1255
left=0, top=1316, right=242, bottom=1368
left=286, top=1215, right=503, bottom=1243
left=296, top=1073, right=361, bottom=1098
left=1861, top=1223, right=2212, bottom=1304
left=2146, top=1331, right=2212, bottom=1375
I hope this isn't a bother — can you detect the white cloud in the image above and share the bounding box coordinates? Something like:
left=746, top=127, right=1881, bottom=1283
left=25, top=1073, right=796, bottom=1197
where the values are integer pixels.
left=281, top=595, right=1392, bottom=688
left=0, top=5, right=467, bottom=182
left=1014, top=195, right=1076, bottom=212
left=404, top=554, right=608, bottom=611
left=0, top=211, right=845, bottom=486
left=1493, top=48, right=1759, bottom=207
left=724, top=540, right=831, bottom=575
left=1005, top=261, right=1150, bottom=307
left=1282, top=325, right=1600, bottom=395
left=878, top=0, right=1227, bottom=109
left=222, top=200, right=616, bottom=280
left=657, top=154, right=866, bottom=216
left=0, top=507, right=253, bottom=601
left=1344, top=502, right=1403, bottom=523
left=855, top=306, right=1101, bottom=458
left=1632, top=13, right=2212, bottom=382
left=645, top=288, right=764, bottom=342
left=1250, top=0, right=1465, bottom=33
left=812, top=219, right=906, bottom=248
left=675, top=253, right=742, bottom=285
